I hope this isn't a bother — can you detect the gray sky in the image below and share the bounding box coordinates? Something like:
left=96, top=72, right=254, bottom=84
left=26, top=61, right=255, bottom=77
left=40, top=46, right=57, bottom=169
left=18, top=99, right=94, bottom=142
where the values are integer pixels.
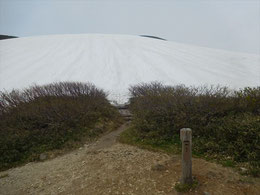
left=0, top=0, right=259, bottom=54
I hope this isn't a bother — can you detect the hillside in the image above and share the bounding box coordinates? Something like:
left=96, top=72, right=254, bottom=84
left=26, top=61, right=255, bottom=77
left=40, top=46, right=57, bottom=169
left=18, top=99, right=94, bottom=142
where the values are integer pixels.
left=0, top=34, right=259, bottom=102
left=0, top=35, right=17, bottom=40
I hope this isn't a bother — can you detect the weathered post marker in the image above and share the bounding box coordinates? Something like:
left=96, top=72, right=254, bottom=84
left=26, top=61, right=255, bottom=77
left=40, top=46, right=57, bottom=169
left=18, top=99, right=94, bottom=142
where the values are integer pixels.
left=180, top=128, right=192, bottom=184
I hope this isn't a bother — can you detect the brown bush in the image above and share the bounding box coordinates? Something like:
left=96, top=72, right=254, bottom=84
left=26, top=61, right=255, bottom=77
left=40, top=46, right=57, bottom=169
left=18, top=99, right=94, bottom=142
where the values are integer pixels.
left=129, top=82, right=260, bottom=176
left=0, top=82, right=121, bottom=171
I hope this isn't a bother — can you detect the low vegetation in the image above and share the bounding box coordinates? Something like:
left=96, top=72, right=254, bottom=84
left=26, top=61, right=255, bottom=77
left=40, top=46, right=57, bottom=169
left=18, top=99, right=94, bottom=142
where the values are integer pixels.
left=124, top=82, right=260, bottom=177
left=0, top=82, right=122, bottom=171
left=174, top=179, right=199, bottom=193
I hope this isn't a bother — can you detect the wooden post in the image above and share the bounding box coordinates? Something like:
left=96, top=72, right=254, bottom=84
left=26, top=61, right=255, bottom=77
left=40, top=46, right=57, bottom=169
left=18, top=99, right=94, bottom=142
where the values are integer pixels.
left=180, top=128, right=192, bottom=184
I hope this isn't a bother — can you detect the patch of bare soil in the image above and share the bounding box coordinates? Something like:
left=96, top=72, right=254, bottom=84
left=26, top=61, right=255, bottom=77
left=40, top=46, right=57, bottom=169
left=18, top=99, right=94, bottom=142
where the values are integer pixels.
left=0, top=123, right=259, bottom=195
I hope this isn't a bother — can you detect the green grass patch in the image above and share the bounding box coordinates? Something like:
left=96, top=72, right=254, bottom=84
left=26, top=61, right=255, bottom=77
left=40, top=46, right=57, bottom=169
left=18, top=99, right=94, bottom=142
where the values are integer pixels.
left=174, top=179, right=199, bottom=193
left=119, top=126, right=181, bottom=154
left=221, top=160, right=236, bottom=168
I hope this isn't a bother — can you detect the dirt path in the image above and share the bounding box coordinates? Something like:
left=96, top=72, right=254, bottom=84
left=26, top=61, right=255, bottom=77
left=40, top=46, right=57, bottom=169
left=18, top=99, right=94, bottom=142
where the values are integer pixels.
left=0, top=123, right=259, bottom=195
left=88, top=122, right=129, bottom=151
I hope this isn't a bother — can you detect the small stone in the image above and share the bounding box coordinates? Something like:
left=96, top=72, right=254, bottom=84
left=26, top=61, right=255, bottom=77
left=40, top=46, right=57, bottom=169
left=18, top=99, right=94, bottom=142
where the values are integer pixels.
left=0, top=173, right=9, bottom=179
left=151, top=164, right=167, bottom=171
left=39, top=153, right=47, bottom=161
left=207, top=171, right=217, bottom=178
left=240, top=167, right=247, bottom=173
left=49, top=153, right=55, bottom=159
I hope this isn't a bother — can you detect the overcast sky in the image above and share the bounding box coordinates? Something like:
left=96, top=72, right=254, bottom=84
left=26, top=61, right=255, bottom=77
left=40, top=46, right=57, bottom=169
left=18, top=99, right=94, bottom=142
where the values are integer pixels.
left=0, top=0, right=259, bottom=54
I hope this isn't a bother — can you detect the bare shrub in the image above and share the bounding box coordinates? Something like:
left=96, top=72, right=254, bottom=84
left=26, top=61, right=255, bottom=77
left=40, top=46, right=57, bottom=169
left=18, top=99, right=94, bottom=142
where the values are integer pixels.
left=129, top=82, right=260, bottom=176
left=0, top=82, right=121, bottom=171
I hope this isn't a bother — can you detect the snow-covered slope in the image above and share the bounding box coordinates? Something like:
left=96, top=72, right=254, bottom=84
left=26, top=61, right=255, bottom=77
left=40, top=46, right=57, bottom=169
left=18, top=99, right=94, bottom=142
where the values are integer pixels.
left=0, top=34, right=259, bottom=102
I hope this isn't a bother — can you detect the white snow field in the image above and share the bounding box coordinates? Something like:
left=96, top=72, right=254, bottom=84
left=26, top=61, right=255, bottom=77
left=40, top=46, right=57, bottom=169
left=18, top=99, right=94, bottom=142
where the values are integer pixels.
left=0, top=34, right=259, bottom=103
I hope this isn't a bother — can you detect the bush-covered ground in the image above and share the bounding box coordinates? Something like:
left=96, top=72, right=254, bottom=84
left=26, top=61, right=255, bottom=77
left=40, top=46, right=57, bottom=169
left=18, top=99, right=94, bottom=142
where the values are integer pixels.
left=0, top=82, right=122, bottom=171
left=121, top=82, right=260, bottom=177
